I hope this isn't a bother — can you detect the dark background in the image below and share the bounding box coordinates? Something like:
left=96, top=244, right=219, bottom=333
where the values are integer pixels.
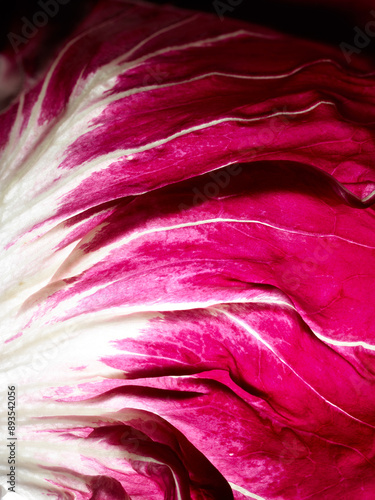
left=0, top=0, right=374, bottom=57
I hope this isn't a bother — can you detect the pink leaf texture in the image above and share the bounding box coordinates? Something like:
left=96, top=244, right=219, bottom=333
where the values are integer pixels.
left=0, top=1, right=374, bottom=499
